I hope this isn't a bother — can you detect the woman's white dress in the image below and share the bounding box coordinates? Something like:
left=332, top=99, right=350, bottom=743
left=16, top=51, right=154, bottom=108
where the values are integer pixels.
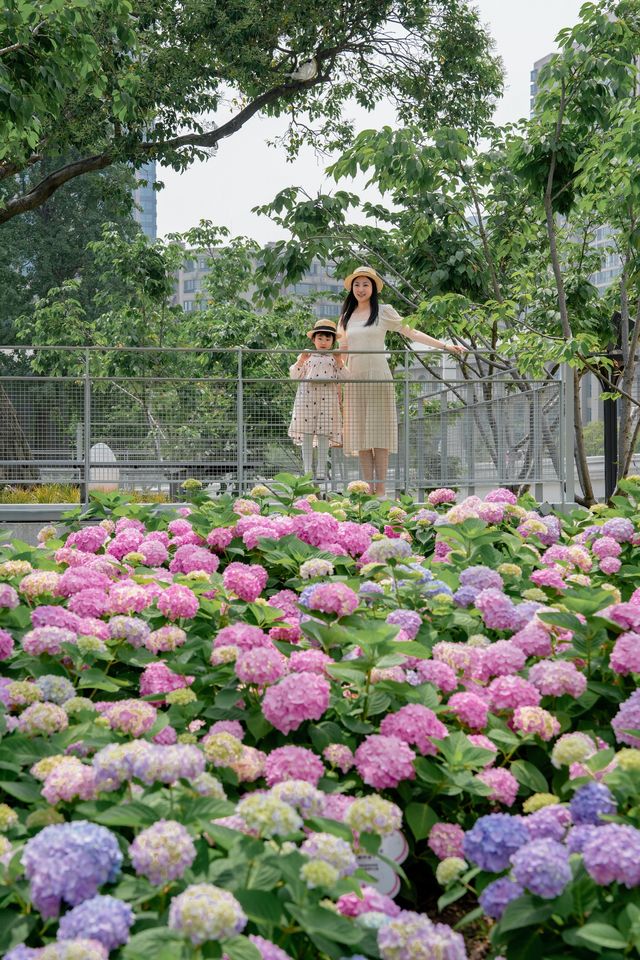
left=339, top=303, right=404, bottom=456
left=288, top=353, right=347, bottom=447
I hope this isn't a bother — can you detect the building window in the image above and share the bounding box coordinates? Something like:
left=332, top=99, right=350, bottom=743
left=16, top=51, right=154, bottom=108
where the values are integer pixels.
left=183, top=300, right=195, bottom=312
left=184, top=279, right=200, bottom=293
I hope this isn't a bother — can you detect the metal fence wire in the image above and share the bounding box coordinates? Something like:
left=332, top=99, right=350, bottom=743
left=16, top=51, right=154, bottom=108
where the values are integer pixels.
left=0, top=347, right=566, bottom=502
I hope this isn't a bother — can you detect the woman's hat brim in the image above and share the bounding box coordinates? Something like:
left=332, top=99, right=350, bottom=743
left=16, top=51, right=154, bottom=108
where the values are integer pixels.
left=343, top=266, right=384, bottom=293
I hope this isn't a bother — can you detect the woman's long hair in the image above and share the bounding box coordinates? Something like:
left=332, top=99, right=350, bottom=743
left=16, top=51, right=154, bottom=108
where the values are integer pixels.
left=339, top=283, right=379, bottom=330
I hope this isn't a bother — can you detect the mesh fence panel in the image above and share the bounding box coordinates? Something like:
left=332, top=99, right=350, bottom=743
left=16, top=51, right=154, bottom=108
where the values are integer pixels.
left=0, top=348, right=565, bottom=499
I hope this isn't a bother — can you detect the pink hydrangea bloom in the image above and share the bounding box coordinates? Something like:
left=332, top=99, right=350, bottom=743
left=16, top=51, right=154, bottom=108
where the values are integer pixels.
left=477, top=502, right=506, bottom=524
left=488, top=676, right=541, bottom=712
left=99, top=699, right=157, bottom=737
left=530, top=566, right=567, bottom=591
left=67, top=588, right=110, bottom=618
left=209, top=720, right=244, bottom=739
left=235, top=647, right=286, bottom=685
left=610, top=632, right=640, bottom=675
left=447, top=692, right=489, bottom=729
left=0, top=628, right=14, bottom=660
left=108, top=582, right=151, bottom=615
left=0, top=584, right=19, bottom=609
left=22, top=626, right=76, bottom=656
left=599, top=556, right=621, bottom=575
left=528, top=660, right=587, bottom=698
left=427, top=488, right=457, bottom=505
left=212, top=623, right=271, bottom=655
left=475, top=589, right=518, bottom=631
left=262, top=672, right=330, bottom=733
left=476, top=767, right=519, bottom=806
left=42, top=757, right=96, bottom=803
left=146, top=625, right=187, bottom=654
left=56, top=568, right=111, bottom=598
left=264, top=745, right=325, bottom=786
left=139, top=661, right=194, bottom=704
left=307, top=582, right=359, bottom=617
left=206, top=527, right=236, bottom=551
left=157, top=584, right=199, bottom=620
left=138, top=538, right=169, bottom=566
left=510, top=621, right=552, bottom=657
left=415, top=660, right=458, bottom=692
left=66, top=525, right=110, bottom=553
left=153, top=725, right=178, bottom=745
left=293, top=513, right=340, bottom=548
left=170, top=545, right=219, bottom=575
left=335, top=521, right=374, bottom=557
left=380, top=704, right=447, bottom=756
left=336, top=885, right=401, bottom=918
left=433, top=642, right=475, bottom=675
left=433, top=540, right=453, bottom=563
left=592, top=536, right=621, bottom=559
left=513, top=706, right=561, bottom=741
left=467, top=734, right=498, bottom=764
left=223, top=562, right=268, bottom=602
left=288, top=650, right=333, bottom=675
left=428, top=822, right=465, bottom=860
left=354, top=734, right=416, bottom=788
left=472, top=641, right=526, bottom=681
left=106, top=529, right=144, bottom=560
left=323, top=744, right=354, bottom=773
left=268, top=589, right=299, bottom=618
left=603, top=602, right=640, bottom=632
left=485, top=488, right=518, bottom=505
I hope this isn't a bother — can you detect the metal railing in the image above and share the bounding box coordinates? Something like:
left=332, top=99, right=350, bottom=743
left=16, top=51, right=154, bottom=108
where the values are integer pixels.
left=0, top=347, right=568, bottom=503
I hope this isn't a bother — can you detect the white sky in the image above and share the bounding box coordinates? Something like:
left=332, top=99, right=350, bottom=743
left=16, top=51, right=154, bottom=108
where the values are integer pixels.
left=156, top=0, right=585, bottom=243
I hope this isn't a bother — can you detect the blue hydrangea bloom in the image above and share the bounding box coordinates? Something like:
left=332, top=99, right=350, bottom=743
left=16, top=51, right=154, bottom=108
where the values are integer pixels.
left=35, top=675, right=76, bottom=705
left=459, top=566, right=503, bottom=591
left=570, top=782, right=617, bottom=825
left=22, top=821, right=122, bottom=917
left=479, top=877, right=524, bottom=918
left=4, top=948, right=40, bottom=960
left=452, top=586, right=478, bottom=608
left=421, top=580, right=453, bottom=598
left=463, top=814, right=529, bottom=872
left=57, top=895, right=134, bottom=951
left=511, top=839, right=571, bottom=899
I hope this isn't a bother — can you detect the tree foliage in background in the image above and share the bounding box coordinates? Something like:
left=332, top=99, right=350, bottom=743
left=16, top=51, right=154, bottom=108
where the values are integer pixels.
left=252, top=0, right=640, bottom=504
left=0, top=0, right=502, bottom=223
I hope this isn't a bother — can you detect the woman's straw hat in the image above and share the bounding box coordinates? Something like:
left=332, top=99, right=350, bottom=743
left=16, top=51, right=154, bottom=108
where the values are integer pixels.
left=306, top=318, right=338, bottom=340
left=343, top=265, right=384, bottom=293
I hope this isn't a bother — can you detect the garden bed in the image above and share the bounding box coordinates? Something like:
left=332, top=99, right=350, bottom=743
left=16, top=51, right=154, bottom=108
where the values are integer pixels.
left=0, top=474, right=639, bottom=960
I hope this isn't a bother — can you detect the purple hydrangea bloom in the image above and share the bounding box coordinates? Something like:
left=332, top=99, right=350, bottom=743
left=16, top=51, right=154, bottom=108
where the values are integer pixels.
left=22, top=821, right=122, bottom=917
left=601, top=517, right=634, bottom=542
left=459, top=566, right=503, bottom=592
left=397, top=562, right=434, bottom=586
left=463, top=814, right=529, bottom=872
left=526, top=805, right=572, bottom=842
left=512, top=600, right=543, bottom=630
left=420, top=580, right=453, bottom=598
left=386, top=609, right=422, bottom=639
left=479, top=877, right=524, bottom=919
left=567, top=824, right=602, bottom=854
left=511, top=839, right=571, bottom=899
left=249, top=935, right=293, bottom=960
left=57, top=895, right=134, bottom=951
left=612, top=690, right=640, bottom=747
left=582, top=823, right=640, bottom=887
left=4, top=948, right=40, bottom=960
left=452, top=586, right=478, bottom=608
left=569, top=782, right=617, bottom=825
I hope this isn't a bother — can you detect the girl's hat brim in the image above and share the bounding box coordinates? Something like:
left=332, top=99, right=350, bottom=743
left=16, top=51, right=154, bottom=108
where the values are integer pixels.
left=343, top=265, right=384, bottom=292
left=306, top=320, right=338, bottom=339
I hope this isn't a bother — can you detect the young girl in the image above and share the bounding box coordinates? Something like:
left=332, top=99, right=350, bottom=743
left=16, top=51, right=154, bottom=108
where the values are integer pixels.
left=288, top=319, right=348, bottom=481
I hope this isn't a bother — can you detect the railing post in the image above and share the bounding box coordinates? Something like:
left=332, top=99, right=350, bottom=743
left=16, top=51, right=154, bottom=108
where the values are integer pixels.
left=562, top=363, right=575, bottom=504
left=236, top=347, right=244, bottom=495
left=439, top=386, right=448, bottom=485
left=403, top=346, right=410, bottom=496
left=533, top=388, right=543, bottom=502
left=83, top=349, right=91, bottom=508
left=463, top=381, right=475, bottom=497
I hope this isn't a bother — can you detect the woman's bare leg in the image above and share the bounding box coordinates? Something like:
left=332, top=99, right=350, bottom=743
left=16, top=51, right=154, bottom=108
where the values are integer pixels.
left=373, top=447, right=389, bottom=497
left=358, top=449, right=374, bottom=493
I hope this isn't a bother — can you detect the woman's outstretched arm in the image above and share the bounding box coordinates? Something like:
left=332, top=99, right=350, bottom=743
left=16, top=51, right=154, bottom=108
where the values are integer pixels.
left=399, top=325, right=465, bottom=355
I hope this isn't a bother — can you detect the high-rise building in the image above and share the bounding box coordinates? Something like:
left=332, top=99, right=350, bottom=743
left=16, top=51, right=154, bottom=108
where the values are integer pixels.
left=529, top=53, right=553, bottom=114
left=132, top=160, right=158, bottom=241
left=173, top=249, right=343, bottom=317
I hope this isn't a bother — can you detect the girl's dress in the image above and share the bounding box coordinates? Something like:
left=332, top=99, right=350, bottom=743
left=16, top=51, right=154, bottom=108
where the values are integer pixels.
left=339, top=303, right=404, bottom=456
left=288, top=352, right=347, bottom=447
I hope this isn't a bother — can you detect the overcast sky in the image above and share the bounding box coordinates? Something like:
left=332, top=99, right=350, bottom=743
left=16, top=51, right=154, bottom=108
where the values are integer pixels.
left=156, top=0, right=585, bottom=243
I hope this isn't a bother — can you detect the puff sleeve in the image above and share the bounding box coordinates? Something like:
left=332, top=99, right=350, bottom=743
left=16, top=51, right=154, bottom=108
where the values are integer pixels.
left=379, top=303, right=405, bottom=332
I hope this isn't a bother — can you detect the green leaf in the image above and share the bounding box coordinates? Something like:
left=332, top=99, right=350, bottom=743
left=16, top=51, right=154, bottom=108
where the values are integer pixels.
left=234, top=891, right=283, bottom=925
left=574, top=923, right=628, bottom=950
left=75, top=799, right=156, bottom=827
left=224, top=936, right=262, bottom=960
left=510, top=760, right=548, bottom=793
left=498, top=895, right=554, bottom=933
left=0, top=779, right=42, bottom=803
left=405, top=802, right=438, bottom=841
left=286, top=904, right=364, bottom=945
left=122, top=928, right=185, bottom=959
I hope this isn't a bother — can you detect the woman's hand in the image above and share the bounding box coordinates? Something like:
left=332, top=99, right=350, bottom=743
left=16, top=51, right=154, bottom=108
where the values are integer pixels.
left=447, top=344, right=466, bottom=356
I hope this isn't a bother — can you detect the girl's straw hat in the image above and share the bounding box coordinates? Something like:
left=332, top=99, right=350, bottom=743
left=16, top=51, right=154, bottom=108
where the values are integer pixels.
left=306, top=318, right=338, bottom=340
left=343, top=265, right=384, bottom=293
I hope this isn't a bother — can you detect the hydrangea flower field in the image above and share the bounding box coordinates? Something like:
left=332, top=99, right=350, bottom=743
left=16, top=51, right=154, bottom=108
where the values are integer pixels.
left=1, top=474, right=640, bottom=960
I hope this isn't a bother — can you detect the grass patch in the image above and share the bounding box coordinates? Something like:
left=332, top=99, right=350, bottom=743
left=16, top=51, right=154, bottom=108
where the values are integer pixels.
left=0, top=485, right=170, bottom=504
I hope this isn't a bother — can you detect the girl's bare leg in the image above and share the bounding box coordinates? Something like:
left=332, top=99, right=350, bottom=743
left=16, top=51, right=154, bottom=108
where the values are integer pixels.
left=301, top=434, right=314, bottom=476
left=316, top=436, right=330, bottom=479
left=373, top=447, right=389, bottom=497
left=358, top=449, right=374, bottom=493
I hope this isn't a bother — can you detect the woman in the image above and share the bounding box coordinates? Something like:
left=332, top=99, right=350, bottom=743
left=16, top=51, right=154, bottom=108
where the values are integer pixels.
left=338, top=265, right=464, bottom=497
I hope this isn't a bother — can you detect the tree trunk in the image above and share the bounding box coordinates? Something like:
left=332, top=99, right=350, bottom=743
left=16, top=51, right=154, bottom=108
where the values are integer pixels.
left=0, top=385, right=39, bottom=482
left=573, top=371, right=595, bottom=504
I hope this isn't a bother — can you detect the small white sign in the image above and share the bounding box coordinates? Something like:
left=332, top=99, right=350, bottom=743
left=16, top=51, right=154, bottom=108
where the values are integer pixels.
left=356, top=830, right=408, bottom=898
